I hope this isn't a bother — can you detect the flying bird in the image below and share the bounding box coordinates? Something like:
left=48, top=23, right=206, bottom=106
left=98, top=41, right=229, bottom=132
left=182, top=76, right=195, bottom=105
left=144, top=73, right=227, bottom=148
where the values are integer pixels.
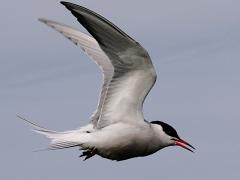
left=20, top=1, right=195, bottom=161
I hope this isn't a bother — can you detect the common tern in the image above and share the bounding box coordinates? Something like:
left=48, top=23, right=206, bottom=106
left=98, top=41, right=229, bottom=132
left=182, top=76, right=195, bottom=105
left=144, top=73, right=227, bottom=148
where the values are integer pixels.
left=20, top=1, right=195, bottom=161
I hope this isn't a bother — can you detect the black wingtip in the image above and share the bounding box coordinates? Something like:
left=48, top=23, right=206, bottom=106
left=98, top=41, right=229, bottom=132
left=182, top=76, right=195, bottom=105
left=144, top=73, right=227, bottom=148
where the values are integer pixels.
left=60, top=1, right=75, bottom=8
left=61, top=1, right=80, bottom=13
left=60, top=1, right=67, bottom=5
left=60, top=1, right=71, bottom=8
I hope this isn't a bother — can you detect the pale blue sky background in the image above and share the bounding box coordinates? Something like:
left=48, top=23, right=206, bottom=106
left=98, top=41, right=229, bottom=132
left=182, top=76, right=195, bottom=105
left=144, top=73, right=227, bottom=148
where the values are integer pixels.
left=1, top=0, right=240, bottom=179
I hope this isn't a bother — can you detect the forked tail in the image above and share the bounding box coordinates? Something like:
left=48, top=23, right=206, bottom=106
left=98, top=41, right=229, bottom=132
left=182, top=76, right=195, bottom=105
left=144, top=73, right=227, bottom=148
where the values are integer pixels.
left=18, top=115, right=81, bottom=150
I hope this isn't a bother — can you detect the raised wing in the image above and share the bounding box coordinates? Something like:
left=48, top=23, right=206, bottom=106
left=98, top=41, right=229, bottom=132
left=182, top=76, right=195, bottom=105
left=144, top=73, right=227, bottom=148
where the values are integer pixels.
left=61, top=1, right=157, bottom=128
left=38, top=18, right=114, bottom=126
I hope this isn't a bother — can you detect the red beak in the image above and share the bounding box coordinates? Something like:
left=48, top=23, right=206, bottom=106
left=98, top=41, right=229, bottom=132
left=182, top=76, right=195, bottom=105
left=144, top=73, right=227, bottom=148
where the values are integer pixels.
left=175, top=139, right=195, bottom=153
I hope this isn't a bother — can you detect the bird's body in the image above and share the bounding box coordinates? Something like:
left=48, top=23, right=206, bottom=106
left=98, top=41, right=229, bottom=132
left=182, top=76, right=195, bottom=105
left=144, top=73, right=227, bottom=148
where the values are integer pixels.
left=88, top=122, right=174, bottom=160
left=20, top=1, right=195, bottom=161
left=75, top=123, right=160, bottom=161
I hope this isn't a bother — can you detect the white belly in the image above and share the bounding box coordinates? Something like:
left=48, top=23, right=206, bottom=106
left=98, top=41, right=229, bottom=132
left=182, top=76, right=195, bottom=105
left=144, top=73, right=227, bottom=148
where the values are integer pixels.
left=89, top=123, right=160, bottom=161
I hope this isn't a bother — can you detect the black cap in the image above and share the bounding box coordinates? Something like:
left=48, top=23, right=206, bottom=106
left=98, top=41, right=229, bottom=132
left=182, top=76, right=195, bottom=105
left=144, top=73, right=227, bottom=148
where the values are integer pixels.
left=151, top=121, right=180, bottom=139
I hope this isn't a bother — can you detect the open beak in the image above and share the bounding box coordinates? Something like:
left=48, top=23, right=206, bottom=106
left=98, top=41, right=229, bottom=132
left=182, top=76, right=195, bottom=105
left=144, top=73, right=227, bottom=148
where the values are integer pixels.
left=175, top=139, right=195, bottom=153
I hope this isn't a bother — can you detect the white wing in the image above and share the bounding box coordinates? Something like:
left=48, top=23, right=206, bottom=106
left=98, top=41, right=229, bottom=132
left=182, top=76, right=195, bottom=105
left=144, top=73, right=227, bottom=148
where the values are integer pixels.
left=61, top=2, right=157, bottom=129
left=39, top=19, right=114, bottom=126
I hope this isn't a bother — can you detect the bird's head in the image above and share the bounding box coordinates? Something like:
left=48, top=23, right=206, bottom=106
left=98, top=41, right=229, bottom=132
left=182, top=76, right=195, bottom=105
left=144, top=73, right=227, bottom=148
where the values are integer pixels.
left=151, top=121, right=195, bottom=153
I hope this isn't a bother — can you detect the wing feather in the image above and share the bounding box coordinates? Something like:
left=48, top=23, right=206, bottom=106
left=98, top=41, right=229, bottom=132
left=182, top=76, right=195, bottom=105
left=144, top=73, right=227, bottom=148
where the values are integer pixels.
left=39, top=18, right=113, bottom=126
left=60, top=2, right=157, bottom=128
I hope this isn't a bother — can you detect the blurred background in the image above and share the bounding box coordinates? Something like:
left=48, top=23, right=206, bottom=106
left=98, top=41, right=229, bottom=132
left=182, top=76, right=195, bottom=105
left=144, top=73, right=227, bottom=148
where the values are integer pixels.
left=1, top=0, right=240, bottom=179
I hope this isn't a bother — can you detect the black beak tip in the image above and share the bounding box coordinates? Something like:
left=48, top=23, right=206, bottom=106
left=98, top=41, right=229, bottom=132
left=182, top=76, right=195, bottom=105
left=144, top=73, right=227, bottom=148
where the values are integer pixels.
left=188, top=143, right=196, bottom=150
left=175, top=139, right=196, bottom=153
